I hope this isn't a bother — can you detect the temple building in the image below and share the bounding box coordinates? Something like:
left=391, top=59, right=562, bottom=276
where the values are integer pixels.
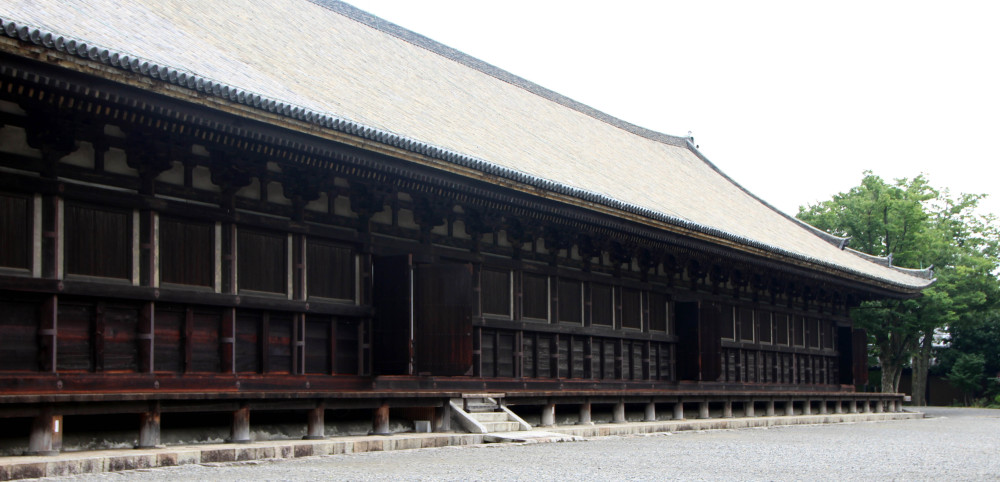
left=0, top=0, right=932, bottom=455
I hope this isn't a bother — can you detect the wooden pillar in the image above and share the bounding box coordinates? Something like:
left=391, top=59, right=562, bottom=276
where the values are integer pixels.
left=744, top=400, right=755, bottom=418
left=540, top=403, right=556, bottom=427
left=137, top=402, right=161, bottom=449
left=304, top=403, right=325, bottom=440
left=371, top=402, right=391, bottom=435
left=698, top=401, right=710, bottom=419
left=785, top=400, right=795, bottom=416
left=672, top=401, right=685, bottom=420
left=612, top=400, right=626, bottom=423
left=766, top=400, right=776, bottom=417
left=644, top=402, right=656, bottom=422
left=722, top=400, right=733, bottom=418
left=578, top=401, right=593, bottom=425
left=229, top=403, right=251, bottom=443
left=25, top=407, right=61, bottom=456
left=434, top=400, right=452, bottom=432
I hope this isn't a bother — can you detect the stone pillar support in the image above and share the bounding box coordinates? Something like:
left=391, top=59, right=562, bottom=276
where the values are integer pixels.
left=578, top=401, right=593, bottom=426
left=834, top=400, right=844, bottom=414
left=863, top=400, right=872, bottom=413
left=744, top=400, right=755, bottom=418
left=673, top=401, right=685, bottom=420
left=722, top=400, right=733, bottom=418
left=803, top=400, right=812, bottom=415
left=26, top=407, right=62, bottom=456
left=435, top=400, right=452, bottom=432
left=230, top=403, right=251, bottom=444
left=785, top=400, right=795, bottom=416
left=541, top=403, right=556, bottom=427
left=371, top=402, right=391, bottom=435
left=819, top=400, right=828, bottom=415
left=766, top=400, right=776, bottom=417
left=612, top=400, right=626, bottom=423
left=137, top=402, right=161, bottom=449
left=698, top=401, right=710, bottom=419
left=849, top=400, right=858, bottom=414
left=644, top=402, right=656, bottom=422
left=875, top=400, right=884, bottom=413
left=304, top=403, right=325, bottom=440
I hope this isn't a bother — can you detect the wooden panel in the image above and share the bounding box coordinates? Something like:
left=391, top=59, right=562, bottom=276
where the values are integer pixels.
left=0, top=193, right=30, bottom=270
left=739, top=307, right=754, bottom=342
left=675, top=301, right=700, bottom=381
left=481, top=329, right=496, bottom=377
left=237, top=228, right=287, bottom=294
left=757, top=310, right=773, bottom=344
left=305, top=315, right=331, bottom=374
left=648, top=292, right=668, bottom=333
left=103, top=304, right=139, bottom=372
left=808, top=318, right=821, bottom=348
left=235, top=311, right=261, bottom=373
left=602, top=339, right=615, bottom=379
left=57, top=302, right=93, bottom=372
left=591, top=283, right=613, bottom=327
left=792, top=315, right=806, bottom=346
left=334, top=319, right=360, bottom=375
left=523, top=334, right=535, bottom=377
left=414, top=263, right=473, bottom=376
left=774, top=313, right=789, bottom=345
left=153, top=308, right=184, bottom=373
left=557, top=336, right=569, bottom=377
left=557, top=278, right=582, bottom=324
left=65, top=204, right=131, bottom=279
left=497, top=331, right=514, bottom=377
left=306, top=239, right=355, bottom=300
left=159, top=217, right=214, bottom=287
left=372, top=255, right=412, bottom=375
left=522, top=273, right=548, bottom=321
left=189, top=310, right=221, bottom=373
left=571, top=337, right=584, bottom=379
left=699, top=301, right=723, bottom=382
left=267, top=313, right=293, bottom=374
left=536, top=334, right=551, bottom=378
left=0, top=298, right=39, bottom=371
left=481, top=269, right=511, bottom=317
left=720, top=304, right=735, bottom=340
left=621, top=288, right=641, bottom=330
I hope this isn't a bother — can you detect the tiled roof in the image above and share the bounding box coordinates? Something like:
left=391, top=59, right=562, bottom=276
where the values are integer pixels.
left=0, top=0, right=934, bottom=291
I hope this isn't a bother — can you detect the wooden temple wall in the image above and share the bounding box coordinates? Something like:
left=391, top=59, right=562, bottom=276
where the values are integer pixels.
left=0, top=59, right=868, bottom=410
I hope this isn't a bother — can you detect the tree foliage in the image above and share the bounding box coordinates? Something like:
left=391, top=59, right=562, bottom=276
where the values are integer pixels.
left=798, top=172, right=1000, bottom=397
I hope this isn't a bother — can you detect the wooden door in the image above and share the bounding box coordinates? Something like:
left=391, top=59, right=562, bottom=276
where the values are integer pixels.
left=699, top=301, right=723, bottom=382
left=372, top=255, right=413, bottom=375
left=414, top=263, right=473, bottom=376
left=675, top=301, right=700, bottom=381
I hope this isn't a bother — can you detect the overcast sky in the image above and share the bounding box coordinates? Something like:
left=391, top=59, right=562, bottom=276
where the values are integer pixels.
left=345, top=0, right=999, bottom=218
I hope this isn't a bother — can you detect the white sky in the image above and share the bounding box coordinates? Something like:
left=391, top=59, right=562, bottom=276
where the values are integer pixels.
left=345, top=0, right=1000, bottom=218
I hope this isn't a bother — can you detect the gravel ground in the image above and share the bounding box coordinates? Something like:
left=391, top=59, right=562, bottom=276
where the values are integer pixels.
left=44, top=407, right=1000, bottom=481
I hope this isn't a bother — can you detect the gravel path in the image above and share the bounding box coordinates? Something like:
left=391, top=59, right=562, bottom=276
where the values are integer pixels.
left=45, top=407, right=1000, bottom=481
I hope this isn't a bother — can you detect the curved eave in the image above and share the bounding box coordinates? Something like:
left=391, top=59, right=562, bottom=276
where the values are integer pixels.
left=0, top=19, right=933, bottom=296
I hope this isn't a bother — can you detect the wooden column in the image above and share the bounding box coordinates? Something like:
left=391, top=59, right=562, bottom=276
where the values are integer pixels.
left=304, top=402, right=325, bottom=440
left=229, top=403, right=251, bottom=443
left=39, top=295, right=57, bottom=373
left=371, top=402, right=391, bottom=435
left=672, top=401, right=685, bottom=420
left=221, top=308, right=235, bottom=374
left=644, top=402, right=656, bottom=422
left=25, top=407, right=61, bottom=456
left=540, top=403, right=556, bottom=427
left=612, top=400, right=626, bottom=423
left=137, top=402, right=161, bottom=449
left=138, top=302, right=154, bottom=373
left=578, top=400, right=593, bottom=425
left=744, top=400, right=755, bottom=418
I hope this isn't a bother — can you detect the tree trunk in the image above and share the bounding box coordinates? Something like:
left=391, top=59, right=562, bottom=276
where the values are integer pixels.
left=880, top=360, right=902, bottom=393
left=911, top=335, right=932, bottom=406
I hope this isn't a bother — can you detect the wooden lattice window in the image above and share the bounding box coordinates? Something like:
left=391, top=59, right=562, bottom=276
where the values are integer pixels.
left=557, top=278, right=582, bottom=324
left=757, top=310, right=773, bottom=344
left=522, top=273, right=549, bottom=321
left=648, top=292, right=668, bottom=333
left=0, top=193, right=30, bottom=270
left=160, top=217, right=214, bottom=287
left=621, top=288, right=642, bottom=330
left=307, top=239, right=355, bottom=301
left=739, top=307, right=755, bottom=342
left=238, top=228, right=287, bottom=294
left=591, top=283, right=614, bottom=327
left=65, top=203, right=131, bottom=279
left=481, top=269, right=512, bottom=317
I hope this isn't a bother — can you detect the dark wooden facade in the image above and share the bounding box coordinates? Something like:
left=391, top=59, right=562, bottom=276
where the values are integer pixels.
left=0, top=43, right=901, bottom=453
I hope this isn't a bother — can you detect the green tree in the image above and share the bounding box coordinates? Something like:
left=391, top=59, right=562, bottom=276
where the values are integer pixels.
left=798, top=172, right=999, bottom=400
left=948, top=353, right=985, bottom=406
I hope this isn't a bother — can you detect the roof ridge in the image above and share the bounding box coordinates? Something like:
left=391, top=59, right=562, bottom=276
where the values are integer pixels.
left=308, top=0, right=689, bottom=148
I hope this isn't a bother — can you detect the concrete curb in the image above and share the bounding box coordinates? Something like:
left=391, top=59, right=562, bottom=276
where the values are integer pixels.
left=0, top=412, right=920, bottom=480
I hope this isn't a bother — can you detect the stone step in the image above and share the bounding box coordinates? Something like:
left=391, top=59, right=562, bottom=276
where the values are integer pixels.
left=465, top=403, right=499, bottom=412
left=479, top=421, right=522, bottom=432
left=469, top=412, right=509, bottom=423
left=484, top=431, right=585, bottom=444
